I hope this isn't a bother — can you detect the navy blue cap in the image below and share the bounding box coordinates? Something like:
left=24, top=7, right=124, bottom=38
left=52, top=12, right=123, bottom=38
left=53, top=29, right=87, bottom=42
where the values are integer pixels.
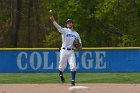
left=66, top=19, right=73, bottom=24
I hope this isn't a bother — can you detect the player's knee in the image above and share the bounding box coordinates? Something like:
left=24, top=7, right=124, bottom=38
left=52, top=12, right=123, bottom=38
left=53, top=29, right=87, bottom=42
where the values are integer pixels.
left=71, top=67, right=76, bottom=71
left=59, top=68, right=64, bottom=72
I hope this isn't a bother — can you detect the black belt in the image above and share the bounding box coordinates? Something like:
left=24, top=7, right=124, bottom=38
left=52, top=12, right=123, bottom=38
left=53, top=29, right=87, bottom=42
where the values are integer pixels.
left=62, top=48, right=73, bottom=50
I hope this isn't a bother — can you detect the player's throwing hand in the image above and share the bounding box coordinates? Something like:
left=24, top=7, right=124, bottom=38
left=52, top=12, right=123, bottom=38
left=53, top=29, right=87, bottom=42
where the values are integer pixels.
left=50, top=16, right=55, bottom=22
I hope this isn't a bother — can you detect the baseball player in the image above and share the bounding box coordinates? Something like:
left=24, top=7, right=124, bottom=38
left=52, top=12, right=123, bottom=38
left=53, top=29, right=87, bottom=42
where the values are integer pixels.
left=50, top=15, right=82, bottom=86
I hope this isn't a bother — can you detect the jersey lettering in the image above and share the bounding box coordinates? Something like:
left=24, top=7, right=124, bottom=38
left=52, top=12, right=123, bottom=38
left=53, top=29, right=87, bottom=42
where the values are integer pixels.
left=66, top=34, right=76, bottom=38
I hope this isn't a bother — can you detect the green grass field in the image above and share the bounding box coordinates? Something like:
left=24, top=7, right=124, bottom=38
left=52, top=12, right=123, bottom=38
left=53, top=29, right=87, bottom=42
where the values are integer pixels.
left=0, top=73, right=140, bottom=84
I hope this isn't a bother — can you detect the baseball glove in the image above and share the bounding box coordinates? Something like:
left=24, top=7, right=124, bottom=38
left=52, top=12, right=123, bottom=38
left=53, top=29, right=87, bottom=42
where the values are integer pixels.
left=73, top=38, right=81, bottom=49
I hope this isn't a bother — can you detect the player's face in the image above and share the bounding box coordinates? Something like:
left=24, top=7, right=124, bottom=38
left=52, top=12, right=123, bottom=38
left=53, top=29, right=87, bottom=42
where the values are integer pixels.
left=66, top=22, right=73, bottom=29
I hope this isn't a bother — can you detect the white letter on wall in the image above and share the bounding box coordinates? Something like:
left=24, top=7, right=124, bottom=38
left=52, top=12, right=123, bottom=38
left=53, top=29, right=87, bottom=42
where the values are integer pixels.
left=17, top=52, right=28, bottom=70
left=95, top=51, right=106, bottom=69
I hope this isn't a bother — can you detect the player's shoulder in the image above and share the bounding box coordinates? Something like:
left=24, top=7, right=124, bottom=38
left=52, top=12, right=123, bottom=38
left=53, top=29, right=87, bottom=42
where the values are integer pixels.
left=62, top=27, right=68, bottom=30
left=60, top=28, right=68, bottom=34
left=71, top=29, right=77, bottom=33
left=73, top=30, right=79, bottom=35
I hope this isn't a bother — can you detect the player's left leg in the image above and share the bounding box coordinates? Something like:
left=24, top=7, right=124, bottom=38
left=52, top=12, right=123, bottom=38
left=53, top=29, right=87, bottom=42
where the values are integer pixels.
left=68, top=51, right=76, bottom=86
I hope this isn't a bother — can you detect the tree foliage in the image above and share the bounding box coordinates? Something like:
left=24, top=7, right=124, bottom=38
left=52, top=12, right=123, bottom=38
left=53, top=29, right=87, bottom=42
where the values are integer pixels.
left=0, top=0, right=140, bottom=47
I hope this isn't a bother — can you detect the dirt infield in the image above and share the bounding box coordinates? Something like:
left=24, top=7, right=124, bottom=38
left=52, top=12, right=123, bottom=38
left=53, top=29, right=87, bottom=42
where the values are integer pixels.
left=0, top=83, right=140, bottom=93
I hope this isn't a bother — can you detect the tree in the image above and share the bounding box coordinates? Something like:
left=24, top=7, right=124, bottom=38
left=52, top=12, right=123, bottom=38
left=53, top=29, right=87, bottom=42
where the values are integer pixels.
left=0, top=0, right=140, bottom=47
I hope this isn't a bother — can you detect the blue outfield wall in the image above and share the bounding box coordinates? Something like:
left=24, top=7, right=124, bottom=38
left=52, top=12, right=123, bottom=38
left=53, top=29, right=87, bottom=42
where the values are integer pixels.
left=0, top=48, right=140, bottom=72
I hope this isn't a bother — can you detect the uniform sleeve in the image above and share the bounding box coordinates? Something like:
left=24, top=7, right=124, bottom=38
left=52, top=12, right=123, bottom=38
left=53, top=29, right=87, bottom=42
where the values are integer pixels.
left=77, top=33, right=82, bottom=48
left=77, top=33, right=82, bottom=45
left=53, top=21, right=65, bottom=34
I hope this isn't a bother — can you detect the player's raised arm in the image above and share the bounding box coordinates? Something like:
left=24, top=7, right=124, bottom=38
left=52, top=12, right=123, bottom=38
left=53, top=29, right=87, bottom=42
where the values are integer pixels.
left=50, top=16, right=63, bottom=32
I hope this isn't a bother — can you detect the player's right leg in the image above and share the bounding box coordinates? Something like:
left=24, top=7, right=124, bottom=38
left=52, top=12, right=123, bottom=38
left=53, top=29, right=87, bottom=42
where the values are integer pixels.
left=58, top=50, right=68, bottom=83
left=59, top=70, right=65, bottom=83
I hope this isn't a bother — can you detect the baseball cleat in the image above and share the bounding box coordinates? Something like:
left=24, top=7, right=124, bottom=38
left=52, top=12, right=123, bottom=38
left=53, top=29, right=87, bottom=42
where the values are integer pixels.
left=71, top=81, right=75, bottom=86
left=60, top=76, right=65, bottom=83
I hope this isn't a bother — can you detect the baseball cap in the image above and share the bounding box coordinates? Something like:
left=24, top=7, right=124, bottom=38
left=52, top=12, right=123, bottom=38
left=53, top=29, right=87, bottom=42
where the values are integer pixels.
left=66, top=19, right=73, bottom=24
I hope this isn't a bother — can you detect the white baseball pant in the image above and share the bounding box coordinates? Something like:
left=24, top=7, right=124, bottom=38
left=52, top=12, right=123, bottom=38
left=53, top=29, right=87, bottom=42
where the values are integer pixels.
left=59, top=49, right=76, bottom=72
